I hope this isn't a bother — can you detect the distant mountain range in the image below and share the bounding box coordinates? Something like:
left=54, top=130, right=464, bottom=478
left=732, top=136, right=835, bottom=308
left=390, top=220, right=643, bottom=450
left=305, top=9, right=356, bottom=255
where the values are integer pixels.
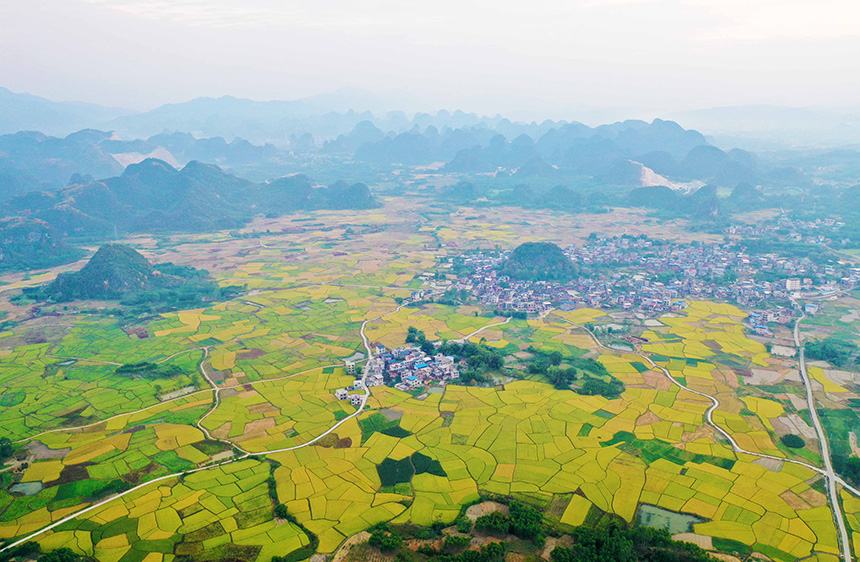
left=5, top=86, right=860, bottom=149
left=1, top=158, right=377, bottom=242
left=0, top=116, right=806, bottom=205
left=0, top=87, right=131, bottom=138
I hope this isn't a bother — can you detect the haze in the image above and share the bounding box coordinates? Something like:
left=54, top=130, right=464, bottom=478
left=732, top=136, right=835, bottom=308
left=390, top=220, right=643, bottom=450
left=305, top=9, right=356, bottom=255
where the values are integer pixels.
left=2, top=0, right=860, bottom=118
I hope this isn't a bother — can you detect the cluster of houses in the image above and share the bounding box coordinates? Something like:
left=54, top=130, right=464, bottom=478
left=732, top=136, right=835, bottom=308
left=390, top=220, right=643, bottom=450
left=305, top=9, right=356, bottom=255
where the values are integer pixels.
left=725, top=216, right=844, bottom=246
left=334, top=376, right=366, bottom=407
left=368, top=344, right=460, bottom=391
left=450, top=235, right=860, bottom=319
left=333, top=346, right=461, bottom=401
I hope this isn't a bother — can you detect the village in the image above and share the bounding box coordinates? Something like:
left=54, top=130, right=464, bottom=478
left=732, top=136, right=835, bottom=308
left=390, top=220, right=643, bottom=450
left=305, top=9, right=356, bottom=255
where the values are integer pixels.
left=440, top=234, right=860, bottom=327
left=333, top=345, right=461, bottom=402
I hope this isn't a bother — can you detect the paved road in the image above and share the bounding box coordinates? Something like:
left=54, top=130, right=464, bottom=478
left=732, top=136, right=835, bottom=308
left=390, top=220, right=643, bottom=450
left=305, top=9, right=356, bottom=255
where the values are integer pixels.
left=452, top=316, right=512, bottom=343
left=1, top=301, right=424, bottom=551
left=560, top=310, right=860, bottom=562
left=793, top=310, right=853, bottom=562
left=564, top=317, right=832, bottom=473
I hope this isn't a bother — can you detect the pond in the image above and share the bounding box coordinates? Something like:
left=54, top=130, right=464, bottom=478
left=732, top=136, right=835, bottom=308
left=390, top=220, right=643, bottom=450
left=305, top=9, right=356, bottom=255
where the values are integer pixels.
left=10, top=482, right=43, bottom=496
left=636, top=504, right=704, bottom=535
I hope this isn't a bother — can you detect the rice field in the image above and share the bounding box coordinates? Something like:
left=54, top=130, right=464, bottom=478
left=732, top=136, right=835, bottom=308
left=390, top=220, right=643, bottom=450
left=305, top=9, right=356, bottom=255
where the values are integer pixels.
left=0, top=205, right=853, bottom=562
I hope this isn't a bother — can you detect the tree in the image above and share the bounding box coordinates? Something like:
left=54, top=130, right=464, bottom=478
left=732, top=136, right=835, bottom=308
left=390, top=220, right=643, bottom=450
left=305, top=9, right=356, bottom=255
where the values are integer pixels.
left=0, top=437, right=13, bottom=461
left=475, top=511, right=509, bottom=534
left=844, top=456, right=860, bottom=486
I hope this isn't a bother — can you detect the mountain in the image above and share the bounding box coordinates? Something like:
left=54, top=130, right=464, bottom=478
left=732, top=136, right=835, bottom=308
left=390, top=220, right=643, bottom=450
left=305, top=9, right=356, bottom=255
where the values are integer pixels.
left=0, top=87, right=131, bottom=137
left=728, top=183, right=767, bottom=208
left=46, top=243, right=168, bottom=300
left=0, top=217, right=84, bottom=271
left=676, top=145, right=757, bottom=185
left=439, top=119, right=730, bottom=186
left=627, top=184, right=724, bottom=220
left=0, top=130, right=126, bottom=189
left=106, top=96, right=389, bottom=143
left=0, top=158, right=380, bottom=241
left=501, top=242, right=579, bottom=282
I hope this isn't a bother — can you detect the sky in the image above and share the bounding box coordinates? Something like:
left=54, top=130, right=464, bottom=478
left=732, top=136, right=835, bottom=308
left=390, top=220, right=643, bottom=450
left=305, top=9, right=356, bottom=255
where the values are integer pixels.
left=1, top=0, right=859, bottom=117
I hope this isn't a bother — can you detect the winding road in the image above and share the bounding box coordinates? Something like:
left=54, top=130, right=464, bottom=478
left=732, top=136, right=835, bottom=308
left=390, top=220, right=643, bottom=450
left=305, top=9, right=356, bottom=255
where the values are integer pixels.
left=560, top=312, right=857, bottom=562
left=4, top=296, right=519, bottom=553
left=4, top=302, right=858, bottom=559
left=793, top=309, right=853, bottom=562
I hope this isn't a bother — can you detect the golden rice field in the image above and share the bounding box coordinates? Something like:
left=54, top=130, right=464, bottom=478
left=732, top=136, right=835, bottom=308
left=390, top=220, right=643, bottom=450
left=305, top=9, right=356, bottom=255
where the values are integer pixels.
left=0, top=204, right=855, bottom=562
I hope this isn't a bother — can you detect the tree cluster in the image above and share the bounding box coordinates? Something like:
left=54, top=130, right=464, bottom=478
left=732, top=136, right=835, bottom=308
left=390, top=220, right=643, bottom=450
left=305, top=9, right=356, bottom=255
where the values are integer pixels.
left=779, top=434, right=805, bottom=449
left=804, top=337, right=859, bottom=369
left=475, top=502, right=545, bottom=546
left=368, top=523, right=404, bottom=552
left=406, top=326, right=436, bottom=355
left=551, top=523, right=711, bottom=562
left=524, top=348, right=623, bottom=397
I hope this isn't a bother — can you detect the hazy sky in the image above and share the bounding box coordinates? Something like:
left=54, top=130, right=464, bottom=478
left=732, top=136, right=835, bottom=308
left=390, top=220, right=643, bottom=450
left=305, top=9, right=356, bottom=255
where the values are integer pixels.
left=2, top=0, right=859, bottom=116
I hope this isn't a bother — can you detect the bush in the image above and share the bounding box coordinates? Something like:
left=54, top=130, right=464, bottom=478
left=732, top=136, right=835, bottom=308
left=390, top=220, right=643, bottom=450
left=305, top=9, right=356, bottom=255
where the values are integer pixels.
left=0, top=438, right=13, bottom=462
left=39, top=548, right=83, bottom=562
left=0, top=541, right=40, bottom=562
left=444, top=535, right=471, bottom=550
left=369, top=524, right=403, bottom=553
left=844, top=456, right=860, bottom=486
left=455, top=516, right=473, bottom=533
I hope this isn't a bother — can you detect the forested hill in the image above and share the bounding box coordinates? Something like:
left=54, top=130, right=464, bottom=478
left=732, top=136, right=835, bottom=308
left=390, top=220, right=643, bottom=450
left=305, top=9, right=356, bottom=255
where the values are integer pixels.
left=501, top=242, right=580, bottom=282
left=0, top=217, right=84, bottom=272
left=46, top=243, right=172, bottom=300
left=39, top=243, right=240, bottom=309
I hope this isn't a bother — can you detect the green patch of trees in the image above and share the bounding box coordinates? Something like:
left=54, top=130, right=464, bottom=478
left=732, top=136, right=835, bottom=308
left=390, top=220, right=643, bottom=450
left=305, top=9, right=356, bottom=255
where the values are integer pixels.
left=475, top=502, right=545, bottom=546
left=114, top=362, right=184, bottom=380
left=780, top=434, right=805, bottom=449
left=524, top=348, right=623, bottom=398
left=551, top=523, right=711, bottom=562
left=439, top=341, right=505, bottom=371
left=844, top=456, right=860, bottom=487
left=406, top=326, right=436, bottom=355
left=804, top=337, right=859, bottom=368
left=368, top=523, right=404, bottom=552
left=0, top=438, right=13, bottom=462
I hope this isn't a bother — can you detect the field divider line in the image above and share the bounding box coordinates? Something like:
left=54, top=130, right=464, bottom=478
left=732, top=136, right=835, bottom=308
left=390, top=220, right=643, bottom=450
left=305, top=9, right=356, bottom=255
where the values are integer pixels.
left=0, top=304, right=411, bottom=551
left=13, top=361, right=342, bottom=445
left=554, top=314, right=860, bottom=487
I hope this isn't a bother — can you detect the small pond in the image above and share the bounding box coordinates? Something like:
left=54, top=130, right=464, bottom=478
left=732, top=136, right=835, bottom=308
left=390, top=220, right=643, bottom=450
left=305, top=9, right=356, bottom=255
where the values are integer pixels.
left=636, top=504, right=704, bottom=535
left=10, top=482, right=43, bottom=496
